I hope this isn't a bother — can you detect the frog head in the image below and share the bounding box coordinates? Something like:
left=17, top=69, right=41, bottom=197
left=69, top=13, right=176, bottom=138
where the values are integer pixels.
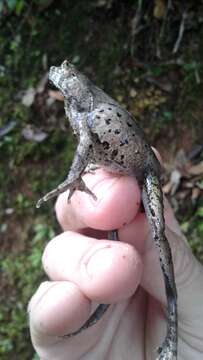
left=49, top=60, right=91, bottom=110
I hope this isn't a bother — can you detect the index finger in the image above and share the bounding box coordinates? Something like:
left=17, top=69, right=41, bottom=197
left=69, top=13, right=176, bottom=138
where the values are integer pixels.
left=55, top=169, right=141, bottom=232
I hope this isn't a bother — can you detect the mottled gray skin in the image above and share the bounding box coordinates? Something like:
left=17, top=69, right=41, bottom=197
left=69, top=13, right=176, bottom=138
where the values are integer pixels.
left=37, top=60, right=177, bottom=360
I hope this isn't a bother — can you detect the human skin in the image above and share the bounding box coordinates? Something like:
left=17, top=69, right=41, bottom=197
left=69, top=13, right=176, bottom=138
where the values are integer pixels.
left=29, top=169, right=203, bottom=360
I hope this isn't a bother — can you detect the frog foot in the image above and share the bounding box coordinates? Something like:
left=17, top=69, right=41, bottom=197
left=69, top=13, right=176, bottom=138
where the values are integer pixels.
left=36, top=178, right=97, bottom=208
left=84, top=163, right=100, bottom=175
left=156, top=338, right=177, bottom=360
left=67, top=178, right=97, bottom=202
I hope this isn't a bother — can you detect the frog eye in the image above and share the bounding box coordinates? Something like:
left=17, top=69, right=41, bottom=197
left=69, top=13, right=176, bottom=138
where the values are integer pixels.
left=62, top=60, right=69, bottom=69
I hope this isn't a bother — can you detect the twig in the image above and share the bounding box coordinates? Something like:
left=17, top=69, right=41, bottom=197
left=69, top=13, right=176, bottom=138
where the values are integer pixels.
left=130, top=0, right=143, bottom=56
left=167, top=0, right=173, bottom=10
left=131, top=0, right=143, bottom=36
left=143, top=76, right=173, bottom=93
left=16, top=1, right=33, bottom=34
left=0, top=120, right=16, bottom=138
left=194, top=65, right=201, bottom=84
left=173, top=11, right=187, bottom=54
left=156, top=1, right=171, bottom=59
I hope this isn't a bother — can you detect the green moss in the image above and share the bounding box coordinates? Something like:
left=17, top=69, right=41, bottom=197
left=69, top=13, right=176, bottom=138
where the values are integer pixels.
left=186, top=203, right=203, bottom=263
left=0, top=220, right=55, bottom=359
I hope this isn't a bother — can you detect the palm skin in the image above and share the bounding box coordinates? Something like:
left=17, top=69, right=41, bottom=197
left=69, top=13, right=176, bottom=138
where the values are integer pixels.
left=29, top=169, right=203, bottom=360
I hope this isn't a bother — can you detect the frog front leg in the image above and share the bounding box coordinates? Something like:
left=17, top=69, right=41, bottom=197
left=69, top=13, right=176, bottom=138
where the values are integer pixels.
left=36, top=138, right=95, bottom=208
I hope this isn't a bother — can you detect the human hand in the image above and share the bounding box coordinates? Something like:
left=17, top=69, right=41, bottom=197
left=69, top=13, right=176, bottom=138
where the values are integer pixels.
left=29, top=169, right=203, bottom=360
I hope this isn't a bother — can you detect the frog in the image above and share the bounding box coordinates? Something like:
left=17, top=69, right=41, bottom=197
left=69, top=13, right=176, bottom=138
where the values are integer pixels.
left=37, top=60, right=177, bottom=360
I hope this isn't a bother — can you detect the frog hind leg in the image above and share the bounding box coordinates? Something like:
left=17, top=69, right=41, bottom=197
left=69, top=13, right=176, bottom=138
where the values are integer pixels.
left=142, top=170, right=177, bottom=360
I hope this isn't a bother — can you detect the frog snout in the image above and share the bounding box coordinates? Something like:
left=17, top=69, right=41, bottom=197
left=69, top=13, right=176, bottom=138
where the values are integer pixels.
left=48, top=66, right=63, bottom=88
left=49, top=66, right=57, bottom=75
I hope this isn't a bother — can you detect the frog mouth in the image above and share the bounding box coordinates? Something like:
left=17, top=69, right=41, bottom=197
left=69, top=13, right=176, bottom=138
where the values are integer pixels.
left=49, top=66, right=61, bottom=86
left=48, top=65, right=67, bottom=94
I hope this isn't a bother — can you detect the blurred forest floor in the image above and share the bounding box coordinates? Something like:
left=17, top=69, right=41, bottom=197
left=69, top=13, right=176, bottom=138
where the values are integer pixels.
left=0, top=0, right=202, bottom=358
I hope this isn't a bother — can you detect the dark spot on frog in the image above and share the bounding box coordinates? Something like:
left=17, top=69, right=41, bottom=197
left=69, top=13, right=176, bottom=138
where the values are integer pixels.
left=117, top=112, right=121, bottom=117
left=121, top=155, right=124, bottom=159
left=127, top=122, right=132, bottom=127
left=96, top=115, right=101, bottom=119
left=115, top=160, right=126, bottom=167
left=114, top=129, right=120, bottom=135
left=99, top=109, right=104, bottom=113
left=108, top=107, right=112, bottom=110
left=108, top=129, right=112, bottom=133
left=120, top=139, right=129, bottom=146
left=111, top=149, right=118, bottom=159
left=102, top=141, right=110, bottom=150
left=92, top=133, right=102, bottom=145
left=105, top=119, right=111, bottom=125
left=150, top=207, right=155, bottom=217
left=89, top=144, right=93, bottom=149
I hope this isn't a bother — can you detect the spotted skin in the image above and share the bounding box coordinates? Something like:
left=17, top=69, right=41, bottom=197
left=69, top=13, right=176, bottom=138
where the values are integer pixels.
left=37, top=60, right=177, bottom=360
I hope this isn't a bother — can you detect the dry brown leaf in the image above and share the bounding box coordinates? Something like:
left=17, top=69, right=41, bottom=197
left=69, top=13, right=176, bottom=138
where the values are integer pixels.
left=183, top=181, right=194, bottom=189
left=21, top=87, right=36, bottom=107
left=129, top=89, right=137, bottom=98
left=174, top=149, right=189, bottom=172
left=145, top=76, right=173, bottom=93
left=191, top=187, right=201, bottom=202
left=163, top=181, right=172, bottom=194
left=170, top=169, right=182, bottom=195
left=36, top=72, right=48, bottom=94
left=176, top=189, right=190, bottom=200
left=48, top=90, right=64, bottom=101
left=22, top=125, right=48, bottom=142
left=187, top=162, right=203, bottom=176
left=153, top=0, right=166, bottom=19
